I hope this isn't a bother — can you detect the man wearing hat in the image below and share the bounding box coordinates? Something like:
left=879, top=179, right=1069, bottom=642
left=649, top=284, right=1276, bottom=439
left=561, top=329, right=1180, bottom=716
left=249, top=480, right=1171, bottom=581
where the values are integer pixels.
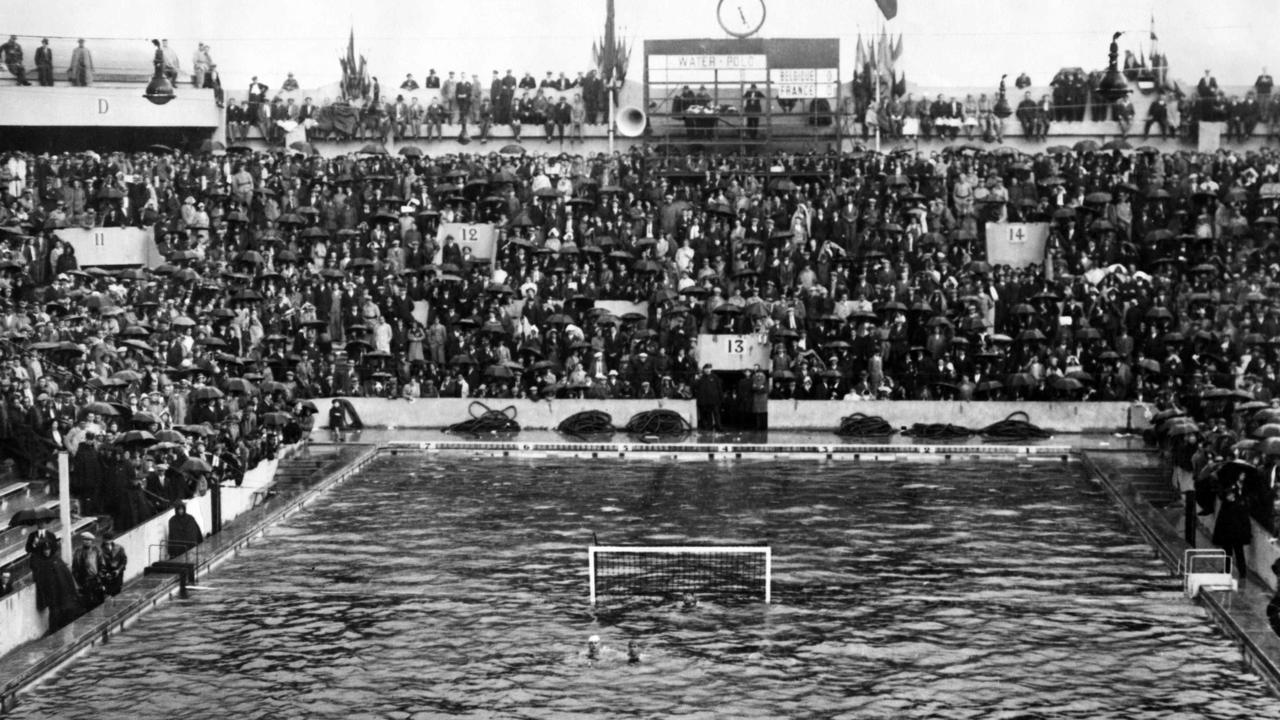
left=100, top=531, right=127, bottom=597
left=72, top=531, right=105, bottom=609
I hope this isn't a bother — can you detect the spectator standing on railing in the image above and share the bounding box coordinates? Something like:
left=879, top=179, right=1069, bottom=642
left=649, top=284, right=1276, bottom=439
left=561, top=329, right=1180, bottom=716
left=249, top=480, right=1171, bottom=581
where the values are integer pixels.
left=1, top=35, right=31, bottom=86
left=192, top=43, right=211, bottom=88
left=160, top=39, right=180, bottom=83
left=34, top=37, right=52, bottom=87
left=1142, top=91, right=1169, bottom=139
left=1015, top=91, right=1037, bottom=141
left=66, top=38, right=92, bottom=86
left=441, top=71, right=457, bottom=124
left=1113, top=94, right=1135, bottom=139
left=456, top=74, right=473, bottom=132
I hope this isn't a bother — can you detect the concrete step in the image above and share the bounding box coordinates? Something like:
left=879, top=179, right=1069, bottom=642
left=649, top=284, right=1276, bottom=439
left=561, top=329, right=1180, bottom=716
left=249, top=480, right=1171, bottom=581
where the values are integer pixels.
left=1127, top=469, right=1179, bottom=508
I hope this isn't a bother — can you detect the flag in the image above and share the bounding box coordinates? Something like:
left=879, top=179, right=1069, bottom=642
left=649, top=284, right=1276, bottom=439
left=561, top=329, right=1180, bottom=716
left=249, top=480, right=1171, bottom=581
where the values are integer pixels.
left=1149, top=12, right=1157, bottom=41
left=891, top=33, right=904, bottom=63
left=856, top=35, right=866, bottom=70
left=879, top=31, right=893, bottom=82
left=876, top=0, right=898, bottom=21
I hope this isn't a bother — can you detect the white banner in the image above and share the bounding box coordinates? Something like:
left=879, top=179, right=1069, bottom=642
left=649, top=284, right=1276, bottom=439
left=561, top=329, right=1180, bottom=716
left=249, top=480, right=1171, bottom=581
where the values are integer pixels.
left=696, top=333, right=771, bottom=371
left=594, top=300, right=650, bottom=318
left=434, top=223, right=497, bottom=265
left=984, top=222, right=1049, bottom=268
left=54, top=226, right=164, bottom=267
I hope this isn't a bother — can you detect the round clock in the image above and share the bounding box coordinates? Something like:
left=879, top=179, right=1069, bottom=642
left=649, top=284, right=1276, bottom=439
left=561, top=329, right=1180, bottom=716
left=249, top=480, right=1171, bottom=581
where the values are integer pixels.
left=717, top=0, right=766, bottom=39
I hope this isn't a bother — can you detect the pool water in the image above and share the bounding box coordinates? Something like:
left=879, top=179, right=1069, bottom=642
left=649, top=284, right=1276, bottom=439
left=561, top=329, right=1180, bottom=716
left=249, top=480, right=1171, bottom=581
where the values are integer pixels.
left=10, top=455, right=1280, bottom=719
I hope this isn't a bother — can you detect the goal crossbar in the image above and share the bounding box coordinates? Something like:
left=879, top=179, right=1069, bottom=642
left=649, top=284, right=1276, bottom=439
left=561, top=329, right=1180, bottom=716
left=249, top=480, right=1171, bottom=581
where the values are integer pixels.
left=588, top=545, right=771, bottom=604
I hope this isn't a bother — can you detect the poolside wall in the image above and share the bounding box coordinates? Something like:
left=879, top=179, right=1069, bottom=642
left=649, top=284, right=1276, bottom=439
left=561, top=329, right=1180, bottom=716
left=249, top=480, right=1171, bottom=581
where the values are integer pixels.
left=0, top=456, right=280, bottom=658
left=317, top=398, right=1147, bottom=434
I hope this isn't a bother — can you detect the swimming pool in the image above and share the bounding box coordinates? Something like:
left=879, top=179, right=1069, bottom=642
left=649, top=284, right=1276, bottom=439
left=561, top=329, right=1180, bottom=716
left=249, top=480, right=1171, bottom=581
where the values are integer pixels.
left=10, top=454, right=1280, bottom=719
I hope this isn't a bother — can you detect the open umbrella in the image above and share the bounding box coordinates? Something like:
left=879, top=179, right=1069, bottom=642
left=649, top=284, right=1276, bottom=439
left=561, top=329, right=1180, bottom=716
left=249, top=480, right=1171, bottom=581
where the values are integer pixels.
left=261, top=411, right=294, bottom=427
left=181, top=457, right=213, bottom=474
left=9, top=507, right=58, bottom=527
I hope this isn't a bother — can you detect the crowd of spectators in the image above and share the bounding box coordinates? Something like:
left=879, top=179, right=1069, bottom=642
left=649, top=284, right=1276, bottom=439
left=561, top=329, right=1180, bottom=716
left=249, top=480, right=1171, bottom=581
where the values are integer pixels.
left=850, top=68, right=1280, bottom=145
left=225, top=67, right=611, bottom=146
left=0, top=140, right=1276, bottom=425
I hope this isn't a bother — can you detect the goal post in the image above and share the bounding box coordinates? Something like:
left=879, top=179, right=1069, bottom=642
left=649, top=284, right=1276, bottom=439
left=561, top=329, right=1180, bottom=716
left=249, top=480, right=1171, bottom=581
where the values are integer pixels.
left=588, top=545, right=772, bottom=604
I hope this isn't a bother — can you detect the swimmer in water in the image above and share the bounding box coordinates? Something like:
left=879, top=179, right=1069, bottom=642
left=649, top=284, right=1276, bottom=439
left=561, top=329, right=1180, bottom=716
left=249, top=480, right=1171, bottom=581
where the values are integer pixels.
left=681, top=592, right=699, bottom=610
left=627, top=640, right=641, bottom=664
left=587, top=634, right=601, bottom=660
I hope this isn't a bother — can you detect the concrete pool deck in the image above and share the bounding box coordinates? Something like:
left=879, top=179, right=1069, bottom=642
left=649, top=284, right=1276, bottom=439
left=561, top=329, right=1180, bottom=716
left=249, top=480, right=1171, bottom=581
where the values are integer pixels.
left=2, top=432, right=1279, bottom=710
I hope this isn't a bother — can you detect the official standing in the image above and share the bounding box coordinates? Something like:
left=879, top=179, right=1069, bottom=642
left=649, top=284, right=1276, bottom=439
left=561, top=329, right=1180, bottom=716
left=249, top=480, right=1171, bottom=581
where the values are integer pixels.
left=692, top=363, right=723, bottom=431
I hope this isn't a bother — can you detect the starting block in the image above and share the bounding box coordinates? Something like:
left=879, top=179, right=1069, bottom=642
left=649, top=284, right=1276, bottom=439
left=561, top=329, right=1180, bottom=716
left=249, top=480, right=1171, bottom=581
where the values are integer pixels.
left=1183, top=549, right=1238, bottom=597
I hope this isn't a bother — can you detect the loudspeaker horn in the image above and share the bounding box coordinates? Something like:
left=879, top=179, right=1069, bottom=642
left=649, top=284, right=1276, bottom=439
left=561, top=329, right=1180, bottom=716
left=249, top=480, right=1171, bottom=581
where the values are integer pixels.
left=615, top=106, right=647, bottom=137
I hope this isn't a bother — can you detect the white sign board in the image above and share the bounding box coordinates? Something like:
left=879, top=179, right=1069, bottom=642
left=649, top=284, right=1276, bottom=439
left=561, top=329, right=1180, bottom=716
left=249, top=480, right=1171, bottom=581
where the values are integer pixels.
left=696, top=333, right=771, bottom=370
left=434, top=223, right=497, bottom=265
left=54, top=226, right=164, bottom=267
left=984, top=222, right=1049, bottom=268
left=648, top=55, right=768, bottom=71
left=594, top=300, right=650, bottom=318
left=769, top=68, right=839, bottom=99
left=1197, top=121, right=1224, bottom=154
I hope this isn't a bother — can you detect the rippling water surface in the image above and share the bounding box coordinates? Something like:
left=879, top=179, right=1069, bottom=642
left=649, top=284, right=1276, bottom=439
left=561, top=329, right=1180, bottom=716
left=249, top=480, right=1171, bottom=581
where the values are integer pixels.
left=11, top=455, right=1280, bottom=719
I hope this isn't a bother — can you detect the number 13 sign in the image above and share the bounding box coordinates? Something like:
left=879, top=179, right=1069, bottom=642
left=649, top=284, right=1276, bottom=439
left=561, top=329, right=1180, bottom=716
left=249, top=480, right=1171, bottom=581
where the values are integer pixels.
left=696, top=333, right=770, bottom=370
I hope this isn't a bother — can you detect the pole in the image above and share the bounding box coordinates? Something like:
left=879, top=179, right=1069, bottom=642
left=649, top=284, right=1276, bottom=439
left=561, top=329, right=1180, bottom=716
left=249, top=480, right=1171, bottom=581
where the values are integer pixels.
left=58, top=452, right=71, bottom=565
left=874, top=70, right=881, bottom=154
left=608, top=85, right=616, bottom=156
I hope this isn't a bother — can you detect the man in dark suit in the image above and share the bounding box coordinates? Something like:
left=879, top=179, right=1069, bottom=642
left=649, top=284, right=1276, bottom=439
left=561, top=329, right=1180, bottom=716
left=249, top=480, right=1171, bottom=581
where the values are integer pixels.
left=1016, top=91, right=1038, bottom=140
left=34, top=37, right=53, bottom=86
left=692, top=364, right=723, bottom=431
left=455, top=74, right=473, bottom=132
left=1256, top=67, right=1274, bottom=98
left=489, top=70, right=504, bottom=122
left=581, top=70, right=603, bottom=124
left=743, top=83, right=765, bottom=139
left=1197, top=69, right=1218, bottom=119
left=1143, top=92, right=1169, bottom=138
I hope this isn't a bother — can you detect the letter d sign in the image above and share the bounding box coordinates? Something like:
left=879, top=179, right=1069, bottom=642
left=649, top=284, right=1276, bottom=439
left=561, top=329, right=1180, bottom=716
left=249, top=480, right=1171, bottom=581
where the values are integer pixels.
left=98, top=99, right=109, bottom=114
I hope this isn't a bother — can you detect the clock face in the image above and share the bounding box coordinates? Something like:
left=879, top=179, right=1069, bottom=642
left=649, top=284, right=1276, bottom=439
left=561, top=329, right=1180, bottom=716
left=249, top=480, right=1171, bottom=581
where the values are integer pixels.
left=717, top=0, right=766, bottom=39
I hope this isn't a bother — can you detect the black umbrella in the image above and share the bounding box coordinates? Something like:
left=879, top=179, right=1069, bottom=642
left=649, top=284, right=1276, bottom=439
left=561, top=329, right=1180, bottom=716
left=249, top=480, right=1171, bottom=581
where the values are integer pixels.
left=9, top=506, right=58, bottom=527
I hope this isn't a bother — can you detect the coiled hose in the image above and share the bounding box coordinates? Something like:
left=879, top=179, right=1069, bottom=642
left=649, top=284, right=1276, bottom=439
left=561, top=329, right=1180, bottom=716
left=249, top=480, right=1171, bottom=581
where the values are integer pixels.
left=445, top=401, right=521, bottom=436
left=903, top=423, right=973, bottom=439
left=557, top=410, right=617, bottom=439
left=979, top=411, right=1052, bottom=440
left=835, top=413, right=896, bottom=438
left=624, top=409, right=693, bottom=439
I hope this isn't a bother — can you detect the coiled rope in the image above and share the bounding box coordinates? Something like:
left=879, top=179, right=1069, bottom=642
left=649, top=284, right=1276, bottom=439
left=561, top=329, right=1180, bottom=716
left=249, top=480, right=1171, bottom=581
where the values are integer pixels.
left=557, top=410, right=617, bottom=439
left=624, top=409, right=693, bottom=438
left=902, top=423, right=974, bottom=439
left=835, top=413, right=896, bottom=438
left=979, top=411, right=1052, bottom=440
left=445, top=401, right=521, bottom=436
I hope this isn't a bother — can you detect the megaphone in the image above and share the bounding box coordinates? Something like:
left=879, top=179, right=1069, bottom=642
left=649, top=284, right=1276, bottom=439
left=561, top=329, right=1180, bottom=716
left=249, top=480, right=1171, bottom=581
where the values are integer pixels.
left=616, top=106, right=647, bottom=137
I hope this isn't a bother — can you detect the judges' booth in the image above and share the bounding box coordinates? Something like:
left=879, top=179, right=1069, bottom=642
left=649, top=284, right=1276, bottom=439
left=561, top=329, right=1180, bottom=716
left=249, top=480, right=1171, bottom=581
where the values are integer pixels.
left=696, top=333, right=772, bottom=431
left=644, top=39, right=841, bottom=151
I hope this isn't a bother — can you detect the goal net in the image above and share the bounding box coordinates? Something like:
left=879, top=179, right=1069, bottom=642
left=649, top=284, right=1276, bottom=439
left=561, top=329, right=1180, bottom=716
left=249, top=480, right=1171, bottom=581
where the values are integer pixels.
left=588, top=545, right=772, bottom=604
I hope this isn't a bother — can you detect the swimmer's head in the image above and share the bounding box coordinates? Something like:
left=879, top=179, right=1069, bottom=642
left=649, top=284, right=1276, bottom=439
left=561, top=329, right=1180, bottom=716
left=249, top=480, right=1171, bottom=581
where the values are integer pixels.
left=587, top=635, right=600, bottom=658
left=588, top=635, right=600, bottom=645
left=681, top=592, right=699, bottom=609
left=627, top=640, right=640, bottom=662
